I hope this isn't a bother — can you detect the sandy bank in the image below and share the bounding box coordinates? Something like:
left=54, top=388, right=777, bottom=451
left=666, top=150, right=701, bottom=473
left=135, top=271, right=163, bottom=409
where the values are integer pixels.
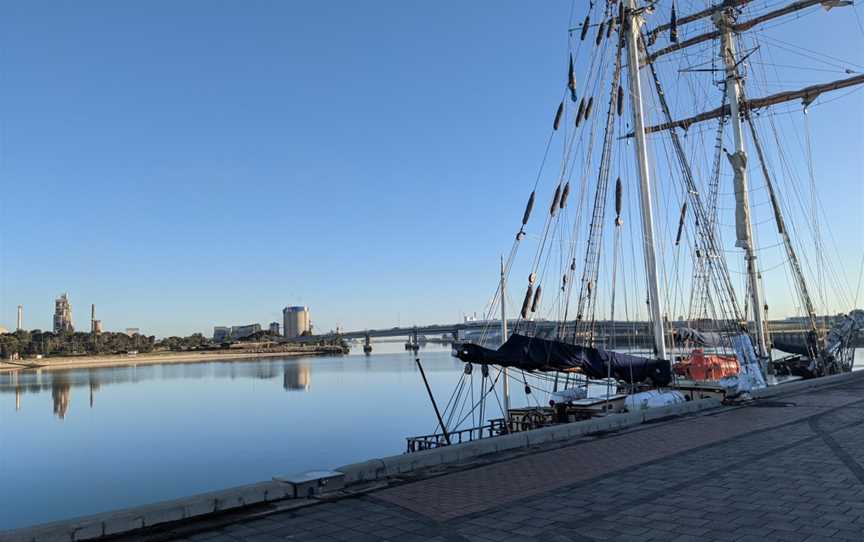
left=0, top=346, right=344, bottom=373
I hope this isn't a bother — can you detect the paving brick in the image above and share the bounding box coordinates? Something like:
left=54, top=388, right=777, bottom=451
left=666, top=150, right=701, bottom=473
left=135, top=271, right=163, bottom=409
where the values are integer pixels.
left=831, top=529, right=864, bottom=541
left=765, top=531, right=809, bottom=542
left=100, top=375, right=864, bottom=542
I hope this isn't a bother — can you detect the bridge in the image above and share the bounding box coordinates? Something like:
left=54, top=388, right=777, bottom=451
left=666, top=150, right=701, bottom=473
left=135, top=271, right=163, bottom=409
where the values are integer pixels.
left=307, top=318, right=853, bottom=348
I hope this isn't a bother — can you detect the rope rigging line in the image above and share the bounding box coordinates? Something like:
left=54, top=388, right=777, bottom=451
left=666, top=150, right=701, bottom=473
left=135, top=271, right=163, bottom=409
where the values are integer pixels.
left=802, top=110, right=826, bottom=315
left=757, top=70, right=856, bottom=311
left=476, top=3, right=617, bottom=343
left=572, top=32, right=624, bottom=344
left=517, top=3, right=618, bottom=337
left=641, top=32, right=744, bottom=329
left=689, top=101, right=727, bottom=321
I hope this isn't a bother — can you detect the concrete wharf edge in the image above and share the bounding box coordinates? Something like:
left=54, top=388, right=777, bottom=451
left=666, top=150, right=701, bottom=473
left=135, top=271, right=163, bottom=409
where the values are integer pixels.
left=2, top=371, right=858, bottom=542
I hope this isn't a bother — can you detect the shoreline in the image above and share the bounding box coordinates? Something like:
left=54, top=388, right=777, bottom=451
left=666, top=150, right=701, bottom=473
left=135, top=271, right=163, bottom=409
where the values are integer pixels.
left=0, top=346, right=345, bottom=373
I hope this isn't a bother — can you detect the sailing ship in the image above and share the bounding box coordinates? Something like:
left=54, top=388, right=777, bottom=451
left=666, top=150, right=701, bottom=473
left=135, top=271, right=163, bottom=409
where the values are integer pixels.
left=408, top=0, right=864, bottom=451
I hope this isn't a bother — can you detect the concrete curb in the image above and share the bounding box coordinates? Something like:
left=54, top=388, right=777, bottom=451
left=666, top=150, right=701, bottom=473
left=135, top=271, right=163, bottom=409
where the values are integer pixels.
left=335, top=397, right=722, bottom=484
left=333, top=371, right=864, bottom=485
left=0, top=481, right=291, bottom=542
left=753, top=370, right=863, bottom=399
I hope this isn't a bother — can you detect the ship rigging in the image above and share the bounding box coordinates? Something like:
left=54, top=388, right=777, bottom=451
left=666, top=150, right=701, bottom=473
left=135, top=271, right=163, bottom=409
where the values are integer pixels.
left=409, top=0, right=864, bottom=451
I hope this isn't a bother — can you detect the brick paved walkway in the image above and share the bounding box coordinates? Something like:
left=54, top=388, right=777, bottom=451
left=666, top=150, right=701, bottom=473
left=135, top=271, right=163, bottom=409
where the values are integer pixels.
left=130, top=374, right=864, bottom=541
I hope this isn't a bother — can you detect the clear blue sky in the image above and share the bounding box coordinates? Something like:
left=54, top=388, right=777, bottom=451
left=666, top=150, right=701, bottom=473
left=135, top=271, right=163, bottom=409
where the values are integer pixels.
left=1, top=1, right=862, bottom=337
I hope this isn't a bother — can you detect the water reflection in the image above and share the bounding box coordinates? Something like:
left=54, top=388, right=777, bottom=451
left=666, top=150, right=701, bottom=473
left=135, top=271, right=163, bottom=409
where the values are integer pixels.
left=284, top=363, right=311, bottom=391
left=90, top=379, right=100, bottom=408
left=1, top=358, right=317, bottom=419
left=2, top=344, right=861, bottom=421
left=51, top=377, right=71, bottom=419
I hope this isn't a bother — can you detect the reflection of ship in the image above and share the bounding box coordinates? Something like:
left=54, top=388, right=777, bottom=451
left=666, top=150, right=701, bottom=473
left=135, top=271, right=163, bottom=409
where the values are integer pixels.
left=282, top=362, right=311, bottom=391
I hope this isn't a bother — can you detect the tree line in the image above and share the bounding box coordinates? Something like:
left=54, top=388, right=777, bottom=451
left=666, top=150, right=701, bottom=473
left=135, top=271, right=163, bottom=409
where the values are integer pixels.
left=1, top=329, right=322, bottom=360
left=0, top=329, right=156, bottom=359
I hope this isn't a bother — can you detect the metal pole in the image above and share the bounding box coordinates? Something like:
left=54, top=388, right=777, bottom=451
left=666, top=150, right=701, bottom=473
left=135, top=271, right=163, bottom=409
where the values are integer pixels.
left=500, top=256, right=511, bottom=423
left=416, top=356, right=451, bottom=445
left=625, top=0, right=668, bottom=361
left=714, top=10, right=769, bottom=360
left=608, top=232, right=620, bottom=408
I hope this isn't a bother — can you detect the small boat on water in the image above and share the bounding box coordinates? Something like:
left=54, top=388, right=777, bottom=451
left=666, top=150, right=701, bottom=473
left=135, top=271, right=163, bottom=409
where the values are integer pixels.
left=404, top=328, right=423, bottom=352
left=408, top=0, right=863, bottom=452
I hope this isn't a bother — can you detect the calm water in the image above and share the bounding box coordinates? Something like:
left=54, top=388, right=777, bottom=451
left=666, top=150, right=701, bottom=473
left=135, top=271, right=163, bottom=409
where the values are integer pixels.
left=0, top=343, right=519, bottom=530
left=1, top=344, right=861, bottom=530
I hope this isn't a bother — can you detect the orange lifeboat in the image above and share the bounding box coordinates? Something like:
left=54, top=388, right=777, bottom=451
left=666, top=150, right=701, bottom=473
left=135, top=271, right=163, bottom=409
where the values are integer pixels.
left=675, top=349, right=739, bottom=381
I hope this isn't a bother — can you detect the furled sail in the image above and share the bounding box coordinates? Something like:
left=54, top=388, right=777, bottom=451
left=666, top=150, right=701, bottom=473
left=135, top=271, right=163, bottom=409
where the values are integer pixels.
left=455, top=334, right=672, bottom=385
left=726, top=150, right=751, bottom=250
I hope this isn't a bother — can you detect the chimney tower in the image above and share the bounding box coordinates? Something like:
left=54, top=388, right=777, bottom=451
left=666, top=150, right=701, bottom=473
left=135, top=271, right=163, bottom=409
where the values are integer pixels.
left=16, top=305, right=23, bottom=331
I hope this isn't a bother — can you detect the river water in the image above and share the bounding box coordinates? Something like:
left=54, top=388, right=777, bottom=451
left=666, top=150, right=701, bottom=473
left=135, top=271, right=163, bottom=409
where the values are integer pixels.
left=1, top=344, right=861, bottom=530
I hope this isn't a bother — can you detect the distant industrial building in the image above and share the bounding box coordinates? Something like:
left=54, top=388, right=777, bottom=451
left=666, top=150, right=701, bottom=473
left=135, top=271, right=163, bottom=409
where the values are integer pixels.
left=212, top=324, right=262, bottom=341
left=17, top=305, right=23, bottom=331
left=230, top=324, right=261, bottom=339
left=90, top=304, right=102, bottom=334
left=269, top=322, right=281, bottom=336
left=283, top=306, right=311, bottom=338
left=53, top=294, right=74, bottom=333
left=125, top=328, right=141, bottom=336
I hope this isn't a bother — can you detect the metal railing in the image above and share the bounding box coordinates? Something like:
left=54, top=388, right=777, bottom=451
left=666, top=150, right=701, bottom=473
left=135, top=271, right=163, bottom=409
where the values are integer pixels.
left=405, top=408, right=563, bottom=453
left=406, top=419, right=509, bottom=453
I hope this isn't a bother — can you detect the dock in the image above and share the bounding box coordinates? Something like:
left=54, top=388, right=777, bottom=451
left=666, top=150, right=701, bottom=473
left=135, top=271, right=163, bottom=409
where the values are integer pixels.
left=5, top=371, right=863, bottom=542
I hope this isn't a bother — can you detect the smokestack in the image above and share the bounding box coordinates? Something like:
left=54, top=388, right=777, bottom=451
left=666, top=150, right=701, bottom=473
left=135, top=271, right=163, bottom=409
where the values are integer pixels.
left=16, top=305, right=23, bottom=331
left=91, top=304, right=96, bottom=334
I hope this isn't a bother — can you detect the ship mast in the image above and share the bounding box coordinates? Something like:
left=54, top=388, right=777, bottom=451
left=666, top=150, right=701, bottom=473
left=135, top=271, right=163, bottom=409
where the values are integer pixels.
left=625, top=0, right=668, bottom=361
left=633, top=0, right=862, bottom=367
left=714, top=8, right=769, bottom=359
left=500, top=256, right=510, bottom=422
